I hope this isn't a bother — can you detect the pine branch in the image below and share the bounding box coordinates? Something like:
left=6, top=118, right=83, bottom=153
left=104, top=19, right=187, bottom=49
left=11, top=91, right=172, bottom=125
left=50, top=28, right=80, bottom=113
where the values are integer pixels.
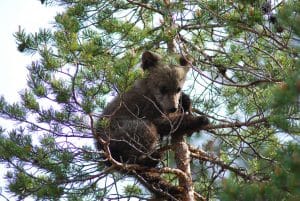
left=126, top=0, right=163, bottom=15
left=189, top=145, right=258, bottom=181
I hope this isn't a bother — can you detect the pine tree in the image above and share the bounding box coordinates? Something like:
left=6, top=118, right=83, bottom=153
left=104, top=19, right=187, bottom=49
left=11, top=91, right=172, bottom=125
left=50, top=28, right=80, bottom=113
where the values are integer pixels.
left=0, top=0, right=299, bottom=200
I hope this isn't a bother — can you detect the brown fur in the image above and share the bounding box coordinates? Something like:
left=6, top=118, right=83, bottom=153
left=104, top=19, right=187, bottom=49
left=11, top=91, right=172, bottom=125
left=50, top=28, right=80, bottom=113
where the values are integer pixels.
left=97, top=51, right=209, bottom=167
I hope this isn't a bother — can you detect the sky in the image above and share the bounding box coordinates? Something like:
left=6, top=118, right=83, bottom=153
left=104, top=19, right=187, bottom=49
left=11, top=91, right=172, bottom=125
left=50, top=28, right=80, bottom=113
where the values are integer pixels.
left=0, top=0, right=61, bottom=102
left=0, top=1, right=61, bottom=200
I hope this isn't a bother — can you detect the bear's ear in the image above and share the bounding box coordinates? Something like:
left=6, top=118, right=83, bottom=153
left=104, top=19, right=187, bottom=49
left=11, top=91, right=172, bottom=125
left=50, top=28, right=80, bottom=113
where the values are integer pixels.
left=179, top=55, right=192, bottom=73
left=179, top=55, right=192, bottom=66
left=141, top=51, right=161, bottom=70
left=179, top=56, right=189, bottom=66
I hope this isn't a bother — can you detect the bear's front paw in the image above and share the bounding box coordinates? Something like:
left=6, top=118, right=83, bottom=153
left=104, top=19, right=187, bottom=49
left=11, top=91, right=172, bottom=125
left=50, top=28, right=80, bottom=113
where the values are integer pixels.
left=180, top=92, right=192, bottom=113
left=196, top=115, right=209, bottom=127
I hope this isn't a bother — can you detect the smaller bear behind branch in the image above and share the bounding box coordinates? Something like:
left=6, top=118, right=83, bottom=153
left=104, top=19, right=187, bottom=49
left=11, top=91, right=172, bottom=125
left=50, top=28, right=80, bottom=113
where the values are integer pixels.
left=96, top=51, right=209, bottom=167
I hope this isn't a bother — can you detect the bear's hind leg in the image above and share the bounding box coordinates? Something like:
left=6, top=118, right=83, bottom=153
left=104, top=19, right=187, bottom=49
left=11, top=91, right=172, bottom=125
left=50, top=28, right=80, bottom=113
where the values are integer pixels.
left=107, top=119, right=161, bottom=167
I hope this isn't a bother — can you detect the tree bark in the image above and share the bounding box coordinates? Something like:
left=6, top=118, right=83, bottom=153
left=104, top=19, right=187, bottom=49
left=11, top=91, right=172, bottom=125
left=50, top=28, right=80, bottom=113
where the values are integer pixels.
left=171, top=135, right=195, bottom=201
left=164, top=5, right=199, bottom=200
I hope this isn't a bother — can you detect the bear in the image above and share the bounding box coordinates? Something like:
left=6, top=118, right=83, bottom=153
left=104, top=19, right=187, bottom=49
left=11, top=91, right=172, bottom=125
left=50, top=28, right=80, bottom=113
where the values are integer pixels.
left=96, top=51, right=209, bottom=167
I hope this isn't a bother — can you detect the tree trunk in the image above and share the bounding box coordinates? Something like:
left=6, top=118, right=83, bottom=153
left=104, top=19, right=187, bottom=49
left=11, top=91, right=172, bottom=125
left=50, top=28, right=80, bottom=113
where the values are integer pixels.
left=165, top=8, right=197, bottom=200
left=172, top=135, right=195, bottom=201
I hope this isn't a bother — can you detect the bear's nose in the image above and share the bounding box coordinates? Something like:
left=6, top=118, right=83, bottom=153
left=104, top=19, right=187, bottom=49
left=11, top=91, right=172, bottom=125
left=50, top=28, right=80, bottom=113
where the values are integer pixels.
left=168, top=107, right=177, bottom=113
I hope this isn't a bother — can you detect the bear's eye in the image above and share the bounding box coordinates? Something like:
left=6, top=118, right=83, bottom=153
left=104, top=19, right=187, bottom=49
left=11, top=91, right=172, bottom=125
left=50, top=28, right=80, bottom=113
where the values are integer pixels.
left=176, top=87, right=181, bottom=93
left=160, top=86, right=167, bottom=94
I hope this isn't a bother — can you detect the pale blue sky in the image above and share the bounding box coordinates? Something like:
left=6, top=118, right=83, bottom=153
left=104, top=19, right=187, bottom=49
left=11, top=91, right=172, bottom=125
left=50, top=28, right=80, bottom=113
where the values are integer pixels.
left=0, top=0, right=60, bottom=102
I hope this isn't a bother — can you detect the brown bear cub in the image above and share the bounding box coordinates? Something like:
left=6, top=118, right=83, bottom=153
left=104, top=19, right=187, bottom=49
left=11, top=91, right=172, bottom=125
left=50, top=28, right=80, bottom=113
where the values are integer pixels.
left=97, top=51, right=209, bottom=167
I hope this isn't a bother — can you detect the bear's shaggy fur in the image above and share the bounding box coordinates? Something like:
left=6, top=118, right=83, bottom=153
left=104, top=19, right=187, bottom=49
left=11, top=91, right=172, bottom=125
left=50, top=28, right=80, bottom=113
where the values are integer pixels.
left=97, top=51, right=209, bottom=167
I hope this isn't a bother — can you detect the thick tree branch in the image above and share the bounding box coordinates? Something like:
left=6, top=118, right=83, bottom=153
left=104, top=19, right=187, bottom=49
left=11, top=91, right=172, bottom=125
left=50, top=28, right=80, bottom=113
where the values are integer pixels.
left=172, top=135, right=198, bottom=201
left=192, top=109, right=268, bottom=130
left=189, top=145, right=256, bottom=181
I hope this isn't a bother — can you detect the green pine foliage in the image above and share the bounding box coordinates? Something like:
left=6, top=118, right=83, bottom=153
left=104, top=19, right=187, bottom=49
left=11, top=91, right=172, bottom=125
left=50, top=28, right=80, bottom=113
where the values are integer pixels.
left=0, top=0, right=299, bottom=200
left=220, top=143, right=300, bottom=201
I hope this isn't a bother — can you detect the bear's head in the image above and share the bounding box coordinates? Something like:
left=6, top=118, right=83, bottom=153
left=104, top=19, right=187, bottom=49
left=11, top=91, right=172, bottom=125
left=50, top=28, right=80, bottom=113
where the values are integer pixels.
left=141, top=51, right=191, bottom=114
